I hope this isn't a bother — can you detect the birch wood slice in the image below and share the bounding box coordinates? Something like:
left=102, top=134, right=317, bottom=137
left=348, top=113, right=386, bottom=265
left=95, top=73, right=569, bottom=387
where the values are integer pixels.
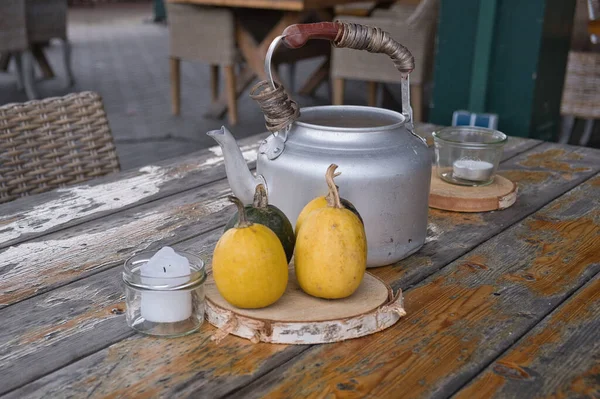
left=205, top=268, right=406, bottom=345
left=429, top=173, right=517, bottom=212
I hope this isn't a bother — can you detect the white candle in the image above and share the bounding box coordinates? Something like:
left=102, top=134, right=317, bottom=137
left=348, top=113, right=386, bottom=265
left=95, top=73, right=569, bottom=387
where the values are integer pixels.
left=140, top=247, right=192, bottom=323
left=453, top=159, right=494, bottom=181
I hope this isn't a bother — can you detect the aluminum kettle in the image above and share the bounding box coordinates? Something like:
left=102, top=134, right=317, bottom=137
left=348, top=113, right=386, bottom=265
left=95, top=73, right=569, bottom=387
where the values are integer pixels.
left=207, top=22, right=432, bottom=267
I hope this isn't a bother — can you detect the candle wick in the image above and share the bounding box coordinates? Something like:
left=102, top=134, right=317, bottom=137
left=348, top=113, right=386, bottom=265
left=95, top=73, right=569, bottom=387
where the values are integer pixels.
left=163, top=267, right=166, bottom=273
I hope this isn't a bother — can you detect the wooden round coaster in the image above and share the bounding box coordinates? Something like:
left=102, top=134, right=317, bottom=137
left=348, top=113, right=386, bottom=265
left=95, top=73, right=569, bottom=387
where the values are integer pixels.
left=205, top=267, right=406, bottom=344
left=429, top=173, right=517, bottom=212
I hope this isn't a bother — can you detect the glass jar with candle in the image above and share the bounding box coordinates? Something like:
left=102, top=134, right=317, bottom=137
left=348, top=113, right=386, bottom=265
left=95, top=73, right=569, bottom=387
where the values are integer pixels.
left=432, top=126, right=507, bottom=186
left=123, top=249, right=206, bottom=337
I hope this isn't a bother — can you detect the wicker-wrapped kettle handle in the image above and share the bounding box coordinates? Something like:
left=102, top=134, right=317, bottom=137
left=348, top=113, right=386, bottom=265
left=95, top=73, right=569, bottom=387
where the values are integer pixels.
left=281, top=22, right=415, bottom=78
left=252, top=21, right=423, bottom=146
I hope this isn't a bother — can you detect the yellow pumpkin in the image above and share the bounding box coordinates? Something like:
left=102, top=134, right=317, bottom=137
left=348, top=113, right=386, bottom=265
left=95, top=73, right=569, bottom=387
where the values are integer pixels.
left=212, top=196, right=288, bottom=309
left=295, top=164, right=367, bottom=299
left=295, top=196, right=328, bottom=235
left=295, top=176, right=363, bottom=236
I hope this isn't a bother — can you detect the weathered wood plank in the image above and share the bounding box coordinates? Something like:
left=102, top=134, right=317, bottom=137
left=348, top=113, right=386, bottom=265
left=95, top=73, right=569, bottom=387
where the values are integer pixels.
left=2, top=146, right=596, bottom=398
left=376, top=142, right=600, bottom=291
left=0, top=226, right=311, bottom=398
left=229, top=173, right=600, bottom=399
left=455, top=273, right=600, bottom=399
left=0, top=124, right=500, bottom=309
left=0, top=178, right=234, bottom=308
left=0, top=125, right=532, bottom=251
left=0, top=142, right=592, bottom=398
left=0, top=133, right=265, bottom=250
left=491, top=136, right=541, bottom=162
left=0, top=229, right=222, bottom=396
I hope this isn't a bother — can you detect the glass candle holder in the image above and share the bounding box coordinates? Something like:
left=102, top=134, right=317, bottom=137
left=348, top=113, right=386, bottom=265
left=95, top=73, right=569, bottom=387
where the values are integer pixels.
left=432, top=126, right=507, bottom=186
left=122, top=250, right=206, bottom=337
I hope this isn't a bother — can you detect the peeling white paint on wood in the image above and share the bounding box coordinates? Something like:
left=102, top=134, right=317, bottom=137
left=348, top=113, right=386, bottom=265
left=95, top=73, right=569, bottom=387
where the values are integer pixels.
left=38, top=285, right=103, bottom=308
left=0, top=148, right=248, bottom=246
left=0, top=194, right=232, bottom=307
left=201, top=144, right=259, bottom=168
left=426, top=222, right=443, bottom=243
left=0, top=166, right=169, bottom=244
left=208, top=143, right=260, bottom=157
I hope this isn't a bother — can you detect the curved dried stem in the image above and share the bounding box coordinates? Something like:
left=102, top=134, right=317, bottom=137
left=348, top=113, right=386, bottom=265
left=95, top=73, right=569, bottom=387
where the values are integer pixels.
left=325, top=164, right=342, bottom=209
left=229, top=196, right=252, bottom=228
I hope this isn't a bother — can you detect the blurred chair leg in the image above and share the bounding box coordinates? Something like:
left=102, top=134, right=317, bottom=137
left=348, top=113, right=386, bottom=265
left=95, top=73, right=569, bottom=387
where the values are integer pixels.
left=32, top=45, right=55, bottom=79
left=367, top=81, right=378, bottom=107
left=170, top=57, right=181, bottom=115
left=298, top=59, right=330, bottom=97
left=579, top=119, right=594, bottom=146
left=21, top=51, right=38, bottom=100
left=558, top=115, right=575, bottom=144
left=1, top=52, right=12, bottom=72
left=410, top=84, right=423, bottom=122
left=62, top=40, right=75, bottom=87
left=13, top=52, right=24, bottom=91
left=224, top=65, right=237, bottom=126
left=333, top=78, right=344, bottom=105
left=287, top=62, right=296, bottom=93
left=210, top=65, right=219, bottom=103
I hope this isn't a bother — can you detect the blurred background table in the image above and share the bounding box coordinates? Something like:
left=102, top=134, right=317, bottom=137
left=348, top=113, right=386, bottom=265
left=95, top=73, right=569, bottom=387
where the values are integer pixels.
left=166, top=0, right=394, bottom=124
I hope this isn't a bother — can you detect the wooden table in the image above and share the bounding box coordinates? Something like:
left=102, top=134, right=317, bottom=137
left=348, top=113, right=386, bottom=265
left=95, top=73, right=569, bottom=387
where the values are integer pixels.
left=1, top=126, right=600, bottom=398
left=170, top=0, right=379, bottom=119
left=171, top=0, right=371, bottom=12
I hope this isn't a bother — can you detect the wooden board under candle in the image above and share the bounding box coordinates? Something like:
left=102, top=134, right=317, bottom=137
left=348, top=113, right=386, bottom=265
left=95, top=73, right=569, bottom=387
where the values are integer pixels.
left=429, top=173, right=517, bottom=212
left=205, top=267, right=405, bottom=344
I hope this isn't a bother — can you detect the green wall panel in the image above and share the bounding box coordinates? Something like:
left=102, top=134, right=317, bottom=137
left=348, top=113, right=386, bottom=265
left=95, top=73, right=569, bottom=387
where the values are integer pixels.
left=429, top=0, right=480, bottom=125
left=430, top=0, right=575, bottom=140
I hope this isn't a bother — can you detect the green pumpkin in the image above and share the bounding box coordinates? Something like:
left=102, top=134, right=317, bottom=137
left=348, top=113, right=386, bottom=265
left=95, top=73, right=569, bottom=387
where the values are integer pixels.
left=224, top=184, right=295, bottom=263
left=339, top=198, right=364, bottom=226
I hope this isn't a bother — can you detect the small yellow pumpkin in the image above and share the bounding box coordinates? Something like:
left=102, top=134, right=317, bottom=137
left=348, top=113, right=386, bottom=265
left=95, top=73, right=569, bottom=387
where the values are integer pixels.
left=295, top=173, right=363, bottom=235
left=295, top=164, right=367, bottom=299
left=212, top=196, right=288, bottom=309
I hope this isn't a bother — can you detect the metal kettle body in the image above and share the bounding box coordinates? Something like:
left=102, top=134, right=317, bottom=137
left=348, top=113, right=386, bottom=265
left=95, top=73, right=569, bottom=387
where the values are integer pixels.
left=256, top=105, right=431, bottom=267
left=207, top=20, right=432, bottom=267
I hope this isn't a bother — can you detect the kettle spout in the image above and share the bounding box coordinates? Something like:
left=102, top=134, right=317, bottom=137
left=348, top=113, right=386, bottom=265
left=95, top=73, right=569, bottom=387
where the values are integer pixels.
left=207, top=126, right=263, bottom=204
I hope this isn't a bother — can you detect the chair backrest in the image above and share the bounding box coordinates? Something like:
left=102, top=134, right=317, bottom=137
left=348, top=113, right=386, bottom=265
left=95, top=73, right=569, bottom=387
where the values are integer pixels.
left=167, top=3, right=236, bottom=65
left=25, top=0, right=68, bottom=43
left=0, top=0, right=27, bottom=52
left=560, top=51, right=600, bottom=119
left=0, top=92, right=120, bottom=204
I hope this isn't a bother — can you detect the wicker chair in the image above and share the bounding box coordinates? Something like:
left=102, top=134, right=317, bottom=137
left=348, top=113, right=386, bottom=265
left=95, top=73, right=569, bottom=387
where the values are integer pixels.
left=331, top=0, right=438, bottom=122
left=0, top=92, right=120, bottom=204
left=0, top=0, right=37, bottom=99
left=558, top=0, right=599, bottom=146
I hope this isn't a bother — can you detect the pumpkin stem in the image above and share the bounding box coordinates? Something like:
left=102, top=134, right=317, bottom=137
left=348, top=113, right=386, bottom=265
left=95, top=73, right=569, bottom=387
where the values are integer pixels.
left=325, top=164, right=343, bottom=209
left=228, top=196, right=252, bottom=228
left=252, top=184, right=269, bottom=209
